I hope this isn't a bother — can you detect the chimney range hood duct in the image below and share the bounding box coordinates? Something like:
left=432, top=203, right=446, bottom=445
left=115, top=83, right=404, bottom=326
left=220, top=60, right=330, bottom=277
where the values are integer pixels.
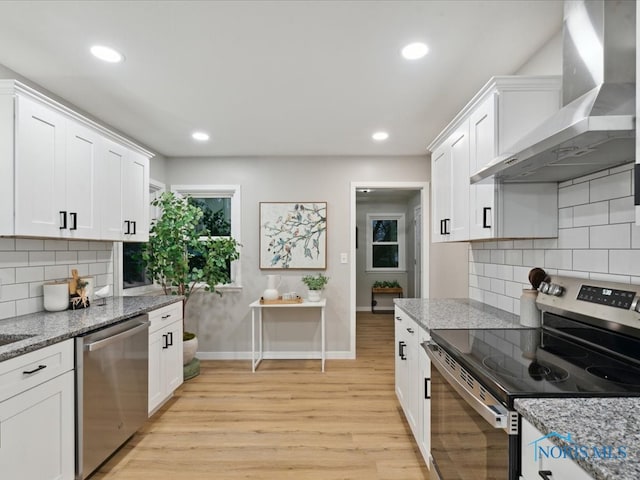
left=471, top=0, right=636, bottom=184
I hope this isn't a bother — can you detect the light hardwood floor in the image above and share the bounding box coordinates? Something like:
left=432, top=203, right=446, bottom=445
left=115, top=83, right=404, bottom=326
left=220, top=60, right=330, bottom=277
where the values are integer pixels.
left=92, top=312, right=428, bottom=480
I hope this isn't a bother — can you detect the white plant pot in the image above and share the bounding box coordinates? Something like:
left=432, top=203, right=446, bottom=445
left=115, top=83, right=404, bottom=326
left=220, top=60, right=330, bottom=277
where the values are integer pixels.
left=307, top=290, right=322, bottom=302
left=183, top=336, right=198, bottom=365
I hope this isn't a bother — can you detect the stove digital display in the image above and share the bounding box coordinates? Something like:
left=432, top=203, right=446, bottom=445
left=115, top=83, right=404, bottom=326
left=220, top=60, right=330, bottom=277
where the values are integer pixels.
left=577, top=285, right=636, bottom=309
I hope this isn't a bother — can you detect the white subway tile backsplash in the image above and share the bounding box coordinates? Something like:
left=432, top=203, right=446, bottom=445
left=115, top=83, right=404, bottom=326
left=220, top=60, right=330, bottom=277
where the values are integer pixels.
left=572, top=169, right=609, bottom=185
left=559, top=182, right=589, bottom=207
left=558, top=227, right=589, bottom=249
left=55, top=251, right=78, bottom=264
left=573, top=250, right=608, bottom=273
left=0, top=251, right=29, bottom=268
left=68, top=241, right=89, bottom=250
left=610, top=197, right=634, bottom=224
left=559, top=179, right=574, bottom=188
left=609, top=250, right=640, bottom=276
left=512, top=240, right=534, bottom=249
left=469, top=262, right=484, bottom=276
left=557, top=269, right=589, bottom=279
left=470, top=249, right=491, bottom=263
left=0, top=240, right=114, bottom=318
left=609, top=163, right=634, bottom=174
left=0, top=238, right=15, bottom=251
left=590, top=224, right=630, bottom=249
left=590, top=171, right=632, bottom=202
left=44, top=265, right=70, bottom=281
left=491, top=278, right=505, bottom=294
left=45, top=239, right=68, bottom=251
left=558, top=208, right=573, bottom=228
left=478, top=276, right=492, bottom=291
left=15, top=238, right=44, bottom=251
left=0, top=301, right=16, bottom=320
left=544, top=250, right=572, bottom=270
left=16, top=297, right=44, bottom=316
left=483, top=241, right=498, bottom=249
left=505, top=250, right=523, bottom=266
left=0, top=283, right=29, bottom=302
left=513, top=266, right=531, bottom=284
left=15, top=266, right=44, bottom=283
left=497, top=265, right=514, bottom=281
left=484, top=264, right=498, bottom=278
left=589, top=272, right=632, bottom=283
left=29, top=251, right=56, bottom=266
left=523, top=250, right=545, bottom=268
left=490, top=250, right=505, bottom=264
left=498, top=241, right=514, bottom=250
left=469, top=274, right=479, bottom=288
left=469, top=287, right=483, bottom=302
left=505, top=281, right=524, bottom=298
left=0, top=268, right=15, bottom=284
left=533, top=238, right=558, bottom=249
left=484, top=291, right=498, bottom=308
left=497, top=295, right=514, bottom=314
left=632, top=225, right=640, bottom=249
left=573, top=202, right=608, bottom=227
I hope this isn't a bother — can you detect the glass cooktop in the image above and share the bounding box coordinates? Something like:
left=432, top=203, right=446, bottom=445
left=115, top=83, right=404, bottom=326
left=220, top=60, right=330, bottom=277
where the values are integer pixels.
left=429, top=314, right=640, bottom=406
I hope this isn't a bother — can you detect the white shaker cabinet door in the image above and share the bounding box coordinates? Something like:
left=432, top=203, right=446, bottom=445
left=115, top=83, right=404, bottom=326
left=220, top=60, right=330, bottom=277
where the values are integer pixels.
left=65, top=120, right=102, bottom=239
left=431, top=144, right=451, bottom=243
left=0, top=370, right=75, bottom=480
left=101, top=139, right=126, bottom=240
left=123, top=150, right=149, bottom=242
left=14, top=95, right=67, bottom=237
left=449, top=121, right=470, bottom=242
left=469, top=93, right=497, bottom=240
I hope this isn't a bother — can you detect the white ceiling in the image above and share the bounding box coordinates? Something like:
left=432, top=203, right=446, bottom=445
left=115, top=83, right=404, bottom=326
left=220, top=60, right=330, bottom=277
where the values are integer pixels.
left=0, top=0, right=562, bottom=158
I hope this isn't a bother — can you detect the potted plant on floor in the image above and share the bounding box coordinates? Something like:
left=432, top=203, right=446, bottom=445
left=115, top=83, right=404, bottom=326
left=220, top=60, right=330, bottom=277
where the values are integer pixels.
left=142, top=191, right=240, bottom=377
left=302, top=273, right=329, bottom=302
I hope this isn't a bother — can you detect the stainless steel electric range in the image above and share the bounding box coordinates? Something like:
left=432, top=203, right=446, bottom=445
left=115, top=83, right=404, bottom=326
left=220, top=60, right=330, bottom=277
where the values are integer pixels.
left=425, top=276, right=640, bottom=480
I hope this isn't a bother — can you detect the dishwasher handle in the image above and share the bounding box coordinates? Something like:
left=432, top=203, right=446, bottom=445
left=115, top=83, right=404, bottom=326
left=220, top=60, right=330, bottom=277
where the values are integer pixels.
left=85, top=321, right=150, bottom=352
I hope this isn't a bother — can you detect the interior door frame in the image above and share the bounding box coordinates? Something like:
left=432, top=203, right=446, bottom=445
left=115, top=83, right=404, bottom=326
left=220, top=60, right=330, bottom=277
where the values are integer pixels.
left=349, top=181, right=430, bottom=357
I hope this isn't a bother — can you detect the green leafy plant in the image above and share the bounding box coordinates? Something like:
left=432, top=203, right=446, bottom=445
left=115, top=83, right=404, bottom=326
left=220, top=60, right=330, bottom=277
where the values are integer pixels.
left=301, top=273, right=330, bottom=290
left=373, top=280, right=401, bottom=289
left=142, top=191, right=240, bottom=340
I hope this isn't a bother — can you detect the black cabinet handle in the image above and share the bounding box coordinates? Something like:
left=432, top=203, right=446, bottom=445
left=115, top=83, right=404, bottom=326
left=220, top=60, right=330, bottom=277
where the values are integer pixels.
left=538, top=471, right=553, bottom=480
left=124, top=220, right=131, bottom=235
left=59, top=211, right=67, bottom=229
left=483, top=207, right=491, bottom=228
left=425, top=377, right=431, bottom=399
left=70, top=212, right=77, bottom=230
left=443, top=218, right=451, bottom=235
left=168, top=331, right=173, bottom=346
left=407, top=328, right=414, bottom=334
left=439, top=219, right=444, bottom=235
left=399, top=341, right=406, bottom=360
left=23, top=364, right=47, bottom=375
left=162, top=334, right=168, bottom=349
left=132, top=221, right=137, bottom=235
left=161, top=314, right=171, bottom=319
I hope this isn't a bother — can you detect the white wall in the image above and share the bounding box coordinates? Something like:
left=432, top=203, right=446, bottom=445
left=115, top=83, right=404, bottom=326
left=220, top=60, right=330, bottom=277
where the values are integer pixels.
left=165, top=155, right=430, bottom=358
left=470, top=164, right=639, bottom=314
left=514, top=30, right=562, bottom=76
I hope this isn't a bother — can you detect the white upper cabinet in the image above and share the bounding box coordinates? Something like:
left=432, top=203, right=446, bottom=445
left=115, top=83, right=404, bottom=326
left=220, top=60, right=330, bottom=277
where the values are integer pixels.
left=429, top=76, right=562, bottom=243
left=431, top=144, right=451, bottom=242
left=0, top=80, right=152, bottom=241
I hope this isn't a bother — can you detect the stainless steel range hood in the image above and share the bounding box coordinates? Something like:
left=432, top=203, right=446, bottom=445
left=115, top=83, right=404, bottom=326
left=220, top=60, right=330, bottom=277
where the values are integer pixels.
left=471, top=0, right=636, bottom=184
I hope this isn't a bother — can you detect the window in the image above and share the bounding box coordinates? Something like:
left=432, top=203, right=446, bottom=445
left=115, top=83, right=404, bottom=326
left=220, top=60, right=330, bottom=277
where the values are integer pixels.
left=172, top=184, right=242, bottom=289
left=366, top=213, right=405, bottom=271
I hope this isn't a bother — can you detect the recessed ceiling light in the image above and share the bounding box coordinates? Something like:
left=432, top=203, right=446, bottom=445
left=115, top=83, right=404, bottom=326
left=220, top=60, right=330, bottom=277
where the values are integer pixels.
left=90, top=45, right=124, bottom=63
left=372, top=131, right=389, bottom=141
left=192, top=131, right=210, bottom=142
left=401, top=42, right=429, bottom=60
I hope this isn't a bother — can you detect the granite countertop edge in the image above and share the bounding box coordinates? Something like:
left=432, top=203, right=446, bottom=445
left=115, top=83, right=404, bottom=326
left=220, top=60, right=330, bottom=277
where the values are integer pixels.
left=515, top=397, right=640, bottom=480
left=0, top=295, right=183, bottom=362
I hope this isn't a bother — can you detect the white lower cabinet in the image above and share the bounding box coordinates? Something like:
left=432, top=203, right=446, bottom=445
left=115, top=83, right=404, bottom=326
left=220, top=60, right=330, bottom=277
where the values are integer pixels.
left=394, top=306, right=431, bottom=467
left=0, top=339, right=75, bottom=480
left=148, top=302, right=184, bottom=415
left=520, top=418, right=594, bottom=480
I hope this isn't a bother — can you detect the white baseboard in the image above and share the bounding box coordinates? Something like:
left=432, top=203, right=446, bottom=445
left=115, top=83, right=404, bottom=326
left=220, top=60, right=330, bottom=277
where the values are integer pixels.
left=196, top=350, right=355, bottom=360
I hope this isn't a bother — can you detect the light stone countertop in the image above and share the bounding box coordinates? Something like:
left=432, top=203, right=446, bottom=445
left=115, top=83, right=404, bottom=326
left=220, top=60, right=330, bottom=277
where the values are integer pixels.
left=394, top=297, right=521, bottom=331
left=516, top=398, right=640, bottom=480
left=0, top=296, right=183, bottom=362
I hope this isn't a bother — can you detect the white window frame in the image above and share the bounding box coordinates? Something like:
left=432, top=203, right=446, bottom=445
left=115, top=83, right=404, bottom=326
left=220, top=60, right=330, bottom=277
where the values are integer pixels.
left=117, top=178, right=166, bottom=296
left=171, top=184, right=242, bottom=291
left=366, top=213, right=406, bottom=272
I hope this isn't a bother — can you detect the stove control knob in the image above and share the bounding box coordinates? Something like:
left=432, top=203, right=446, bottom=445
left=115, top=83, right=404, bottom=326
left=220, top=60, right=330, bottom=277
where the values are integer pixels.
left=538, top=282, right=550, bottom=294
left=548, top=283, right=564, bottom=297
left=632, top=296, right=640, bottom=313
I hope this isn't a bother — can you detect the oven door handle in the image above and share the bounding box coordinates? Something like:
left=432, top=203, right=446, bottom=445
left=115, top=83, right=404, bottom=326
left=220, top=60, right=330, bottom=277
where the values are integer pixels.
left=427, top=344, right=509, bottom=430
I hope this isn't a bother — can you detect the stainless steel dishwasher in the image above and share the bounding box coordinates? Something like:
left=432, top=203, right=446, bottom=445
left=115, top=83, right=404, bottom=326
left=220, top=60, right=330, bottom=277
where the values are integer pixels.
left=75, top=315, right=149, bottom=480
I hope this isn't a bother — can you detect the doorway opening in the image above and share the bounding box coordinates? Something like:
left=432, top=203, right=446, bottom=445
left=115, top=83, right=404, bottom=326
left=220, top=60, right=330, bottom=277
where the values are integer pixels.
left=349, top=181, right=430, bottom=357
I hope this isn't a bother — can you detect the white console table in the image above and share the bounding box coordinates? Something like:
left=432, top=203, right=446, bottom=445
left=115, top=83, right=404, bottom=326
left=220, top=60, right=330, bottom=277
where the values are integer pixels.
left=249, top=299, right=326, bottom=372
